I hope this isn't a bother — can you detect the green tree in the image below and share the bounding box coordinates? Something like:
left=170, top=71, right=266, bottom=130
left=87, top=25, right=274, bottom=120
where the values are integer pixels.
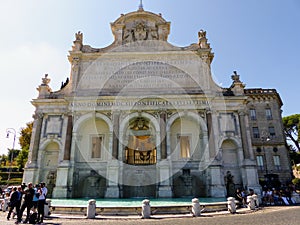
left=16, top=148, right=29, bottom=171
left=19, top=121, right=33, bottom=150
left=7, top=149, right=20, bottom=165
left=16, top=121, right=33, bottom=170
left=283, top=114, right=300, bottom=152
left=0, top=154, right=8, bottom=166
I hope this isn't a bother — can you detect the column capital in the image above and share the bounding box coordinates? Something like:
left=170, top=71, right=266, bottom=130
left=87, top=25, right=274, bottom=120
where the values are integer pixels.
left=238, top=109, right=247, bottom=116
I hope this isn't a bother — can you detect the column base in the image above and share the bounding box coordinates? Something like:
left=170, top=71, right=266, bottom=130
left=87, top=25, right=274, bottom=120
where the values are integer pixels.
left=105, top=186, right=119, bottom=198
left=210, top=185, right=226, bottom=198
left=23, top=167, right=39, bottom=184
left=52, top=186, right=68, bottom=198
left=158, top=186, right=173, bottom=198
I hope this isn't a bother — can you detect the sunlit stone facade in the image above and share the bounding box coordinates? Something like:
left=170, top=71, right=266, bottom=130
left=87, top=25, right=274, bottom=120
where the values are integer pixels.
left=23, top=7, right=291, bottom=198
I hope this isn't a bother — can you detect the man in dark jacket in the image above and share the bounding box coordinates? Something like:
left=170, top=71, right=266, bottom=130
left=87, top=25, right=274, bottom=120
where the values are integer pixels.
left=7, top=187, right=18, bottom=220
left=16, top=182, right=34, bottom=224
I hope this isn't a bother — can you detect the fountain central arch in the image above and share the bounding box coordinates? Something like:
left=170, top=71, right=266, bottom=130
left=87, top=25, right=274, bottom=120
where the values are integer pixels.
left=119, top=112, right=160, bottom=198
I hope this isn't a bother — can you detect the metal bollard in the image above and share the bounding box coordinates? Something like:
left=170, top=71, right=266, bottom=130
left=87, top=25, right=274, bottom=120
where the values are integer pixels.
left=141, top=199, right=151, bottom=219
left=87, top=199, right=96, bottom=219
left=247, top=196, right=255, bottom=210
left=192, top=198, right=201, bottom=217
left=44, top=199, right=52, bottom=217
left=227, top=197, right=236, bottom=213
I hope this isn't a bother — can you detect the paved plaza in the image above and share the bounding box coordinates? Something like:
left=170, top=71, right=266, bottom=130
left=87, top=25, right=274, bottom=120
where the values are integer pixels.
left=0, top=206, right=299, bottom=225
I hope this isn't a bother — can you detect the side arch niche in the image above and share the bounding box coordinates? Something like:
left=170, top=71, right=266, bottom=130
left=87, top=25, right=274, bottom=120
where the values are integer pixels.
left=221, top=139, right=243, bottom=197
left=74, top=115, right=111, bottom=162
left=39, top=141, right=60, bottom=198
left=76, top=170, right=107, bottom=198
left=168, top=113, right=205, bottom=161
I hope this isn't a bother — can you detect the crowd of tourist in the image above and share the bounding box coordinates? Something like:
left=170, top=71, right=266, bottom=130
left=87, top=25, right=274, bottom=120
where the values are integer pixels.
left=0, top=182, right=48, bottom=224
left=235, top=183, right=298, bottom=208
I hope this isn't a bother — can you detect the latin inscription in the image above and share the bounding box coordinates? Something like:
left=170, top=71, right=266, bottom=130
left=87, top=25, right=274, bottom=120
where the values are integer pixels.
left=70, top=99, right=209, bottom=111
left=78, top=60, right=201, bottom=90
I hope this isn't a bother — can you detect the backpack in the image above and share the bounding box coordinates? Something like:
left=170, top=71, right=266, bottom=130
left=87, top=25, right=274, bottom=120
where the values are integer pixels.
left=29, top=212, right=38, bottom=224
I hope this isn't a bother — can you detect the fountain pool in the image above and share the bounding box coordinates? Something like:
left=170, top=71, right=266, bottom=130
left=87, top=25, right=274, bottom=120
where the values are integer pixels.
left=49, top=197, right=226, bottom=207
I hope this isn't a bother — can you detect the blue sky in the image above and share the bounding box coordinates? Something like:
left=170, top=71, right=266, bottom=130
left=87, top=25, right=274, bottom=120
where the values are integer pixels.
left=0, top=0, right=299, bottom=155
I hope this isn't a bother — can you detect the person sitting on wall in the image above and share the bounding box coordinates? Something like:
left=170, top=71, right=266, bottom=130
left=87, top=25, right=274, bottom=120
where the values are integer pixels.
left=236, top=188, right=246, bottom=208
left=266, top=188, right=274, bottom=205
left=272, top=189, right=283, bottom=205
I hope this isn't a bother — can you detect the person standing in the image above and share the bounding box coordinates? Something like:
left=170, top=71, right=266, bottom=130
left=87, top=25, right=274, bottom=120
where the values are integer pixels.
left=37, top=182, right=48, bottom=223
left=1, top=192, right=10, bottom=212
left=32, top=184, right=40, bottom=212
left=7, top=187, right=18, bottom=220
left=14, top=186, right=23, bottom=219
left=16, top=182, right=34, bottom=224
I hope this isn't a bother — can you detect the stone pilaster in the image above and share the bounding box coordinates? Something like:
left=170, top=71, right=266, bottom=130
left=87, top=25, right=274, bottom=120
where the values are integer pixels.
left=52, top=167, right=69, bottom=198
left=105, top=160, right=120, bottom=198
left=239, top=111, right=248, bottom=160
left=238, top=111, right=251, bottom=159
left=27, top=112, right=43, bottom=167
left=208, top=165, right=226, bottom=197
left=158, top=160, right=172, bottom=197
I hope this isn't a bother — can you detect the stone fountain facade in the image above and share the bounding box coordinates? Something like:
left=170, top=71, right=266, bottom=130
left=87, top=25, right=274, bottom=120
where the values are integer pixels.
left=23, top=6, right=291, bottom=198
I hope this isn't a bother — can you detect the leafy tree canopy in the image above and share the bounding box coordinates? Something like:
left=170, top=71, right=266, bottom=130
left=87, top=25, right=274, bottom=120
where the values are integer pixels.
left=283, top=114, right=300, bottom=152
left=15, top=121, right=33, bottom=170
left=19, top=121, right=33, bottom=150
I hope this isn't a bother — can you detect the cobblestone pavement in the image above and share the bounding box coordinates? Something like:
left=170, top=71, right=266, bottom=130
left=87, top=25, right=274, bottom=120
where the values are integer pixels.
left=0, top=206, right=299, bottom=225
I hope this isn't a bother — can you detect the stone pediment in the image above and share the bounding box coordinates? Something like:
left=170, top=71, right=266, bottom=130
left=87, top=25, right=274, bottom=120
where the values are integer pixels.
left=109, top=40, right=181, bottom=52
left=111, top=10, right=171, bottom=45
left=80, top=39, right=197, bottom=53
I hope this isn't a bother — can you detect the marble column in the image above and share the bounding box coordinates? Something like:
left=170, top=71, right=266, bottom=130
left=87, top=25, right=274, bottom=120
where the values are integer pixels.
left=112, top=111, right=120, bottom=159
left=63, top=115, right=73, bottom=160
left=160, top=111, right=167, bottom=159
left=206, top=111, right=216, bottom=159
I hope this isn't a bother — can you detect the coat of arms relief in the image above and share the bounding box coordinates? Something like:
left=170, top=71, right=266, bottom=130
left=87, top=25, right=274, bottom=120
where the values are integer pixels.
left=122, top=21, right=159, bottom=43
